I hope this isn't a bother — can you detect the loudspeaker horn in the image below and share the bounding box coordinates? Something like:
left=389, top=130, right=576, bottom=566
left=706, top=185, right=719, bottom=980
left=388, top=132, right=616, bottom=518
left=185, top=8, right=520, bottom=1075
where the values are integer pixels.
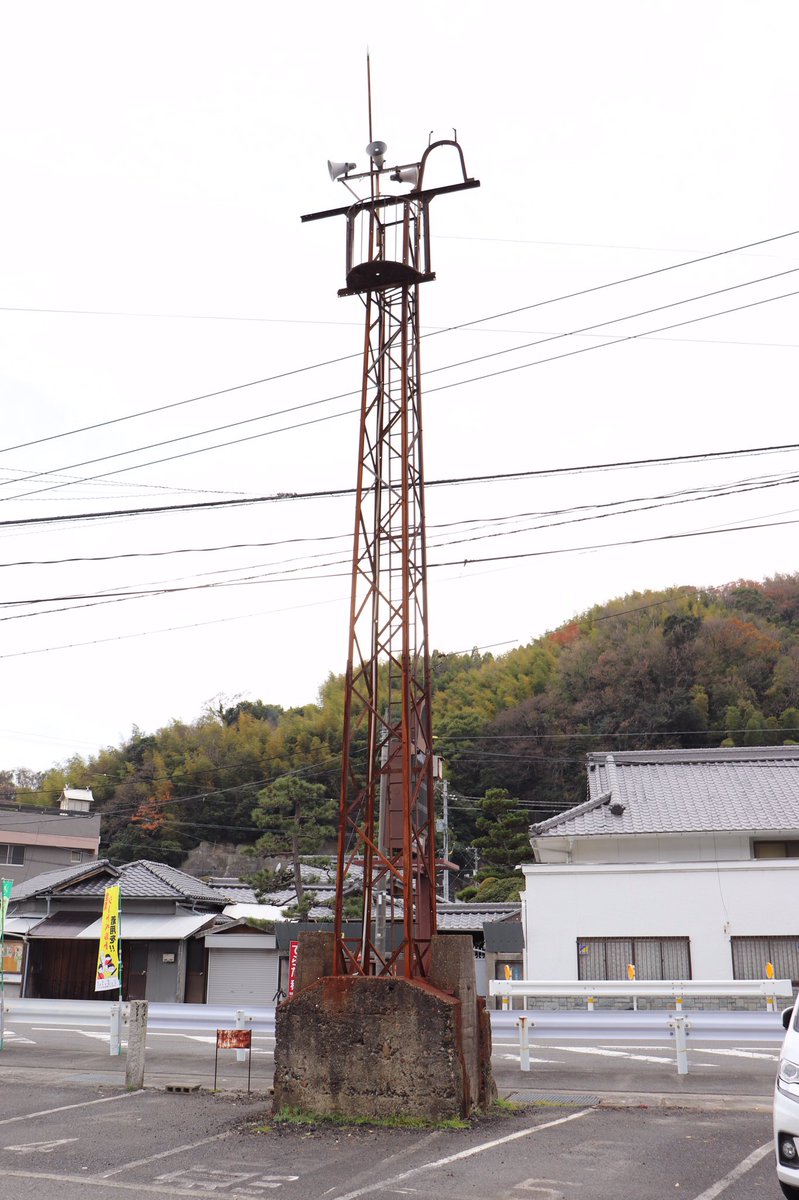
left=328, top=160, right=356, bottom=181
left=366, top=139, right=387, bottom=168
left=390, top=165, right=419, bottom=187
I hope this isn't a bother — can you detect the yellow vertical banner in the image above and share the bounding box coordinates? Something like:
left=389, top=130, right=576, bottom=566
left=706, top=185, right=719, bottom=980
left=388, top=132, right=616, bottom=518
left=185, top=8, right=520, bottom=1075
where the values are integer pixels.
left=95, top=885, right=121, bottom=992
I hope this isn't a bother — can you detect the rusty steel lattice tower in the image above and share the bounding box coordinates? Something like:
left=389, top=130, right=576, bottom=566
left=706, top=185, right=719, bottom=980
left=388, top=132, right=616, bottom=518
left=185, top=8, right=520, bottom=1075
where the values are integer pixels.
left=302, top=113, right=478, bottom=981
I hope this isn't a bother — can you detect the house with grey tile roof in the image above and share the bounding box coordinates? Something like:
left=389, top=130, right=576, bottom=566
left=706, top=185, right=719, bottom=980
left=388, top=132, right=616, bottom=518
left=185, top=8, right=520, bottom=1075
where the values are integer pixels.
left=7, top=858, right=226, bottom=1003
left=520, top=747, right=799, bottom=986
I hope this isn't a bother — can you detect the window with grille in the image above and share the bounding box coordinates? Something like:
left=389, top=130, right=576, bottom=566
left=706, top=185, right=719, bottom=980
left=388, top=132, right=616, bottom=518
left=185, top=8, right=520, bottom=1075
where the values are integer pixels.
left=731, top=936, right=799, bottom=985
left=576, top=936, right=691, bottom=980
left=0, top=843, right=24, bottom=865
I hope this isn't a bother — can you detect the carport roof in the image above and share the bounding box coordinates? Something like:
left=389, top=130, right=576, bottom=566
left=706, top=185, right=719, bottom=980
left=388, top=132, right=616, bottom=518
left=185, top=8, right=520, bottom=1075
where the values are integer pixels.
left=76, top=911, right=217, bottom=940
left=27, top=911, right=98, bottom=938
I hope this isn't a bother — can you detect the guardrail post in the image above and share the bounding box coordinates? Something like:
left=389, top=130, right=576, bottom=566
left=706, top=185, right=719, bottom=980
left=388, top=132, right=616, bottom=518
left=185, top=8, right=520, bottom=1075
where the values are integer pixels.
left=235, top=1009, right=248, bottom=1062
left=109, top=1002, right=122, bottom=1057
left=517, top=1015, right=531, bottom=1072
left=667, top=1015, right=691, bottom=1075
left=125, top=1000, right=148, bottom=1090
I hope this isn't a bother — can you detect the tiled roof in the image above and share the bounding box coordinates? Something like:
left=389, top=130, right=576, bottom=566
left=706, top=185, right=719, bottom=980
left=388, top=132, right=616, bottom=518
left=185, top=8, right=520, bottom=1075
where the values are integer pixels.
left=207, top=882, right=260, bottom=904
left=437, top=902, right=520, bottom=932
left=531, top=747, right=799, bottom=838
left=14, top=859, right=226, bottom=906
left=135, top=861, right=226, bottom=902
left=10, top=859, right=118, bottom=903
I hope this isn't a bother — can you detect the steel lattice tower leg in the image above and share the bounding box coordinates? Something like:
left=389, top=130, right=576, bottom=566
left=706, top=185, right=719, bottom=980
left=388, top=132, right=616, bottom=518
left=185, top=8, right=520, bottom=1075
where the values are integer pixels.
left=334, top=276, right=436, bottom=979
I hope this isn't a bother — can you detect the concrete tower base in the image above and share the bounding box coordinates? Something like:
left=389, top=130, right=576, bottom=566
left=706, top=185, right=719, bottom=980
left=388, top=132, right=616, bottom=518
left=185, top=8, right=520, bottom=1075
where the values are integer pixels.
left=272, top=934, right=496, bottom=1121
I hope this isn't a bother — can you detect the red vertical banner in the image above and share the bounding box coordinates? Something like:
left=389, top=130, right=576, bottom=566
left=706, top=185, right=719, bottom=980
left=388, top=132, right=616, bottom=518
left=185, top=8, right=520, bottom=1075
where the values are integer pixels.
left=287, top=940, right=299, bottom=998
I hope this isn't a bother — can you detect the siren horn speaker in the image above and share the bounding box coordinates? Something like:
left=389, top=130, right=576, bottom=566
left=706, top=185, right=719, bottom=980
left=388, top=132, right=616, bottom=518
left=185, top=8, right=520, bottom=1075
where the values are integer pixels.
left=390, top=165, right=420, bottom=187
left=366, top=140, right=387, bottom=168
left=328, top=160, right=356, bottom=181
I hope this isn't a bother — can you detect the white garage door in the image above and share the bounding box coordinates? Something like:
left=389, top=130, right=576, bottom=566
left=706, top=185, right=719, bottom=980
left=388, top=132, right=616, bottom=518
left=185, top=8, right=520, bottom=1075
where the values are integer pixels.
left=207, top=948, right=280, bottom=1006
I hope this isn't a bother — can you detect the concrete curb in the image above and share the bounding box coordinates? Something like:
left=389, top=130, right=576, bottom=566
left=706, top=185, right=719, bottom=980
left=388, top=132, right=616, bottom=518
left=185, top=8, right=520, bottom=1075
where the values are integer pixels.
left=502, top=1086, right=771, bottom=1112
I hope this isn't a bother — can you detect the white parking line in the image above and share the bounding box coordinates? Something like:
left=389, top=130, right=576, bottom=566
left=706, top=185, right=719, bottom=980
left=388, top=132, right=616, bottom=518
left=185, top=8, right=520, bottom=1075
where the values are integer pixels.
left=0, top=1092, right=142, bottom=1127
left=97, top=1132, right=230, bottom=1179
left=329, top=1109, right=593, bottom=1200
left=550, top=1045, right=674, bottom=1065
left=500, top=1053, right=566, bottom=1064
left=32, top=1028, right=108, bottom=1039
left=689, top=1140, right=772, bottom=1199
left=694, top=1048, right=778, bottom=1061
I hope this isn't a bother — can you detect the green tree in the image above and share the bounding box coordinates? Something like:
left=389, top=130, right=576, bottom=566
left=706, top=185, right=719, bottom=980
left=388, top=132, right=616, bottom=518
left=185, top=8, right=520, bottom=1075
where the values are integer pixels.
left=250, top=777, right=337, bottom=904
left=467, top=787, right=529, bottom=900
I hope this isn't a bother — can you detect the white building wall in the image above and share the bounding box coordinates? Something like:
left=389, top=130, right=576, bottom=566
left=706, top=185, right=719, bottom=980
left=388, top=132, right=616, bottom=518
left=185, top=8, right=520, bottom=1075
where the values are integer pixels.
left=534, top=833, right=753, bottom=865
left=521, top=858, right=799, bottom=979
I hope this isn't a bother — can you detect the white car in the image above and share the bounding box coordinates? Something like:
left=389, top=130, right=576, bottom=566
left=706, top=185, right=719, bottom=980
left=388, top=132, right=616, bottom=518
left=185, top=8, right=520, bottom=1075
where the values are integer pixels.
left=776, top=995, right=799, bottom=1196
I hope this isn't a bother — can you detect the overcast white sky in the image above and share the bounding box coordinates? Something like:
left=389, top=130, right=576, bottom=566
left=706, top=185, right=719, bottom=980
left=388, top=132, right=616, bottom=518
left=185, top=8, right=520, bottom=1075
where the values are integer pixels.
left=2, top=2, right=798, bottom=772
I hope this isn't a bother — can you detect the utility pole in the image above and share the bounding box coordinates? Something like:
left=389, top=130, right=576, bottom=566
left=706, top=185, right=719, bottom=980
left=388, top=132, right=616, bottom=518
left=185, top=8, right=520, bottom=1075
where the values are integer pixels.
left=301, top=87, right=478, bottom=980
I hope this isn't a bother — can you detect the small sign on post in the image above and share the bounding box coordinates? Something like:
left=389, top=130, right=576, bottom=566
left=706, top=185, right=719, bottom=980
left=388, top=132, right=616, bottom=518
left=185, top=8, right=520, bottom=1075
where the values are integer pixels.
left=287, top=940, right=299, bottom=998
left=214, top=1028, right=253, bottom=1092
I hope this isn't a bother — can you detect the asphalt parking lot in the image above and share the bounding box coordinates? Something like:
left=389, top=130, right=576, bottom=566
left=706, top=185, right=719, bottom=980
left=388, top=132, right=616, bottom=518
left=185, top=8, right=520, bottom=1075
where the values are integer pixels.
left=0, top=1016, right=787, bottom=1200
left=0, top=1081, right=782, bottom=1200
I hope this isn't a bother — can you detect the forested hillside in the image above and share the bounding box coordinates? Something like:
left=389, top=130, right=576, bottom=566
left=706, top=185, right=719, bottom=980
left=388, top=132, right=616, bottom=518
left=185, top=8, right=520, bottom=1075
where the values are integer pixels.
left=33, top=573, right=799, bottom=876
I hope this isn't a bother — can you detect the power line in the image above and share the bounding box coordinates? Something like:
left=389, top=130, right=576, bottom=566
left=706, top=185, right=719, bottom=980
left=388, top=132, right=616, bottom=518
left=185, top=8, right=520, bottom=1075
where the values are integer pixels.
left=427, top=284, right=799, bottom=396
left=0, top=467, right=792, bottom=570
left=423, top=264, right=799, bottom=380
left=441, top=727, right=799, bottom=741
left=0, top=357, right=361, bottom=460
left=2, top=227, right=797, bottom=469
left=0, top=439, right=791, bottom=547
left=432, top=228, right=799, bottom=334
left=431, top=513, right=799, bottom=569
left=1, top=508, right=798, bottom=648
left=7, top=266, right=799, bottom=506
left=0, top=438, right=798, bottom=537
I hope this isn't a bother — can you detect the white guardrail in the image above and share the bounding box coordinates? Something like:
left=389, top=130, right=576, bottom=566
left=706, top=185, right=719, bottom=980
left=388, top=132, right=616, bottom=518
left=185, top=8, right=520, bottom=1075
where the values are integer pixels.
left=0, top=999, right=278, bottom=1056
left=489, top=977, right=794, bottom=1008
left=488, top=978, right=794, bottom=1076
left=3, top=986, right=793, bottom=1079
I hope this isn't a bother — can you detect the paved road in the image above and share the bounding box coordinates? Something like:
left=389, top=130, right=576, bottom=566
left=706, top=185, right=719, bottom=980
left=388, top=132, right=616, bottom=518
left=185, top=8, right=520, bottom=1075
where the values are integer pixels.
left=0, top=1013, right=783, bottom=1102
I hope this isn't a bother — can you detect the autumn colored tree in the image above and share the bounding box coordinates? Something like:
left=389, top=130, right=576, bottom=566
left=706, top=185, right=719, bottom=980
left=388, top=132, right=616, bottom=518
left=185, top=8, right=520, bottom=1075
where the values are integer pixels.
left=27, top=572, right=799, bottom=874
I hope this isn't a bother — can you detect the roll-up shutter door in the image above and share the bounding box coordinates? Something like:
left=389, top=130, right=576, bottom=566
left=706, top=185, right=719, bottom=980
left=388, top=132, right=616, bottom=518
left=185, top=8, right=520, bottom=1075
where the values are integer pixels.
left=206, top=947, right=279, bottom=1005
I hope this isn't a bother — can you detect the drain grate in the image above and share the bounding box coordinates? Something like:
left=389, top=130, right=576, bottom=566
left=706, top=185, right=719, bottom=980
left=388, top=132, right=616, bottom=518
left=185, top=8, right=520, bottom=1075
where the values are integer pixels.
left=508, top=1090, right=601, bottom=1106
